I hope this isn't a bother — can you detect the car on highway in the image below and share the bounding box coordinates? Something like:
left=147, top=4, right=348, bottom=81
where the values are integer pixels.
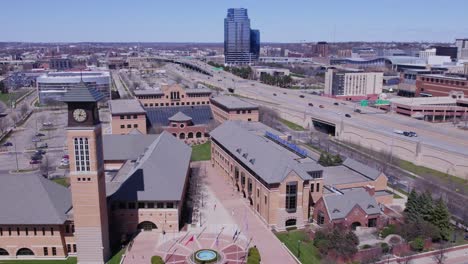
left=299, top=95, right=305, bottom=98
left=308, top=103, right=314, bottom=107
left=409, top=132, right=418, bottom=137
left=2, top=142, right=13, bottom=147
left=273, top=93, right=277, bottom=96
left=354, top=109, right=361, bottom=113
left=334, top=102, right=339, bottom=106
left=319, top=105, right=324, bottom=108
left=35, top=149, right=46, bottom=155
left=283, top=92, right=287, bottom=95
left=30, top=160, right=42, bottom=165
left=345, top=114, right=351, bottom=118
left=38, top=143, right=48, bottom=149
left=35, top=133, right=45, bottom=137
left=394, top=130, right=404, bottom=135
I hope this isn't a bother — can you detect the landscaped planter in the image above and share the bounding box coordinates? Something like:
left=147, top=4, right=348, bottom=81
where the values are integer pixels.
left=193, top=249, right=219, bottom=264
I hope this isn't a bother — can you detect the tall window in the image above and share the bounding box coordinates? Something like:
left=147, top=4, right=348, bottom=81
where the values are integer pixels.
left=74, top=138, right=90, bottom=172
left=285, top=182, right=298, bottom=212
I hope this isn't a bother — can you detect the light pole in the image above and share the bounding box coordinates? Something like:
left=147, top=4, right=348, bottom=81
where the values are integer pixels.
left=297, top=240, right=301, bottom=259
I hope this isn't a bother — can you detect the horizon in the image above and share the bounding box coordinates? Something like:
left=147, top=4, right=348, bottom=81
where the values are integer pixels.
left=1, top=0, right=467, bottom=43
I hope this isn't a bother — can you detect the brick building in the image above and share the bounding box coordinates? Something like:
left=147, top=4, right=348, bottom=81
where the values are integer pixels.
left=210, top=95, right=259, bottom=123
left=134, top=84, right=211, bottom=108
left=416, top=74, right=468, bottom=97
left=210, top=121, right=392, bottom=231
left=109, top=99, right=147, bottom=134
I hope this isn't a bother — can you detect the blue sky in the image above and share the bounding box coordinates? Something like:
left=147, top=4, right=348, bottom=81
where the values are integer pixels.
left=1, top=0, right=468, bottom=43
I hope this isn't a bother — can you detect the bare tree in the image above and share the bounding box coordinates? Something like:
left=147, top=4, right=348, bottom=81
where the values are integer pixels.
left=40, top=155, right=53, bottom=178
left=20, top=103, right=29, bottom=118
left=432, top=242, right=448, bottom=264
left=0, top=117, right=11, bottom=134
left=0, top=101, right=6, bottom=113
left=10, top=112, right=20, bottom=126
left=258, top=106, right=280, bottom=129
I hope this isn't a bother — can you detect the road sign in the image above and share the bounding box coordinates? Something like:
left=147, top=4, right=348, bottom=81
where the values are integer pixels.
left=360, top=100, right=368, bottom=107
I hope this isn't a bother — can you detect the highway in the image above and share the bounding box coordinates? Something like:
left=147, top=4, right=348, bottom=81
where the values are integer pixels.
left=168, top=59, right=468, bottom=158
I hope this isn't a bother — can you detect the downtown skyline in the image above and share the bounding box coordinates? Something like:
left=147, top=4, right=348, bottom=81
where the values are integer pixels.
left=1, top=0, right=468, bottom=43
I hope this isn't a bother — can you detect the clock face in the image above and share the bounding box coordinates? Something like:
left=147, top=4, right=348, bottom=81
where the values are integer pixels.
left=73, top=108, right=87, bottom=123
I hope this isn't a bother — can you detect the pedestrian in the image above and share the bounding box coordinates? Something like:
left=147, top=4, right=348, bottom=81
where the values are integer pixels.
left=214, top=203, right=217, bottom=211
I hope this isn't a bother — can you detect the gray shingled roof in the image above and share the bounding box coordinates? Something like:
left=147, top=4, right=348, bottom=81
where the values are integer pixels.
left=107, top=132, right=191, bottom=201
left=210, top=95, right=258, bottom=111
left=168, top=111, right=192, bottom=122
left=323, top=188, right=381, bottom=220
left=185, top=88, right=212, bottom=94
left=103, top=134, right=160, bottom=161
left=60, top=81, right=105, bottom=102
left=110, top=99, right=146, bottom=115
left=343, top=159, right=382, bottom=180
left=0, top=175, right=71, bottom=225
left=324, top=165, right=371, bottom=186
left=134, top=90, right=164, bottom=96
left=146, top=105, right=213, bottom=127
left=210, top=121, right=322, bottom=184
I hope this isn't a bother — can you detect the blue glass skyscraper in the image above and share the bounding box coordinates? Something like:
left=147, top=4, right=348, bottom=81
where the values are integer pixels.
left=224, top=8, right=260, bottom=65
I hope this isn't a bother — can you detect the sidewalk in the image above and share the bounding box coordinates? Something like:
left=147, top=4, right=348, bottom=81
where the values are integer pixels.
left=200, top=161, right=297, bottom=264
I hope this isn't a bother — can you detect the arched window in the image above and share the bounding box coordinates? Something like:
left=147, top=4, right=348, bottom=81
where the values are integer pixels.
left=196, top=132, right=202, bottom=138
left=17, top=248, right=34, bottom=256
left=0, top=248, right=9, bottom=255
left=180, top=133, right=186, bottom=139
left=137, top=221, right=157, bottom=231
left=285, top=219, right=297, bottom=227
left=188, top=132, right=194, bottom=138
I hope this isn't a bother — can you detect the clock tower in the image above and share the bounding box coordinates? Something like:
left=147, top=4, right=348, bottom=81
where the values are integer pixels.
left=62, top=83, right=110, bottom=264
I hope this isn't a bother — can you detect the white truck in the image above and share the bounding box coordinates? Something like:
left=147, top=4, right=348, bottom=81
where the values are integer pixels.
left=393, top=129, right=404, bottom=135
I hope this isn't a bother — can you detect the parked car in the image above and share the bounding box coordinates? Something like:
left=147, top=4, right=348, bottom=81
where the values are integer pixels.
left=43, top=122, right=53, bottom=126
left=319, top=105, right=324, bottom=108
left=334, top=102, right=339, bottom=106
left=63, top=154, right=70, bottom=159
left=283, top=92, right=287, bottom=94
left=2, top=142, right=13, bottom=147
left=35, top=149, right=46, bottom=155
left=31, top=154, right=43, bottom=161
left=308, top=103, right=314, bottom=107
left=35, top=133, right=45, bottom=137
left=30, top=160, right=42, bottom=164
left=273, top=93, right=277, bottom=96
left=38, top=143, right=48, bottom=149
left=345, top=114, right=351, bottom=118
left=354, top=109, right=362, bottom=113
left=60, top=160, right=70, bottom=166
left=32, top=138, right=41, bottom=143
left=299, top=95, right=305, bottom=98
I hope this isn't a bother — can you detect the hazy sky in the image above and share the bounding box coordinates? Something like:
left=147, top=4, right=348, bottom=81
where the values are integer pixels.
left=2, top=0, right=468, bottom=43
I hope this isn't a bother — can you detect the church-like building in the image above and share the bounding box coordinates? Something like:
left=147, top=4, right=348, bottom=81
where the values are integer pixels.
left=0, top=85, right=192, bottom=262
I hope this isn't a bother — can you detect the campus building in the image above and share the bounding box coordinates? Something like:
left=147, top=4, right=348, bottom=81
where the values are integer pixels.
left=134, top=84, right=211, bottom=108
left=0, top=86, right=191, bottom=262
left=210, top=95, right=259, bottom=123
left=36, top=71, right=111, bottom=104
left=210, top=121, right=392, bottom=231
left=109, top=99, right=147, bottom=135
left=324, top=69, right=383, bottom=101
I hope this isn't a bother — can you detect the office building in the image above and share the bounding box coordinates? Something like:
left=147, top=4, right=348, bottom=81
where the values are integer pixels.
left=456, top=38, right=468, bottom=59
left=224, top=8, right=260, bottom=65
left=316, top=41, right=329, bottom=57
left=49, top=58, right=72, bottom=71
left=36, top=71, right=110, bottom=104
left=433, top=46, right=458, bottom=60
left=324, top=69, right=383, bottom=100
left=419, top=48, right=436, bottom=60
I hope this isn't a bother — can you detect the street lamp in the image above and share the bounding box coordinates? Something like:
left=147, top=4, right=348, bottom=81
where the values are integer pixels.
left=297, top=240, right=301, bottom=259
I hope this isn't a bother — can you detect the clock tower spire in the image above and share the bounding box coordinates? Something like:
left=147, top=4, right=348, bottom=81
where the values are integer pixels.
left=62, top=84, right=110, bottom=263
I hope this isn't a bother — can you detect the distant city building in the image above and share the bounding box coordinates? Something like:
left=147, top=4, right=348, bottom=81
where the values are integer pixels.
left=416, top=73, right=468, bottom=97
left=455, top=38, right=468, bottom=59
left=324, top=69, right=383, bottom=100
left=251, top=66, right=290, bottom=80
left=36, top=71, right=110, bottom=104
left=433, top=45, right=458, bottom=60
left=316, top=41, right=329, bottom=57
left=398, top=69, right=444, bottom=97
left=250, top=29, right=260, bottom=60
left=224, top=8, right=260, bottom=64
left=49, top=58, right=73, bottom=70
left=337, top=49, right=352, bottom=58
left=419, top=48, right=436, bottom=60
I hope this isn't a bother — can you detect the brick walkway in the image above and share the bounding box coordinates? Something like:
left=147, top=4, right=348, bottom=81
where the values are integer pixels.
left=201, top=161, right=297, bottom=264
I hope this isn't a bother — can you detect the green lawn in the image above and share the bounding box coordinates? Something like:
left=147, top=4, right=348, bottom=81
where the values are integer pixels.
left=279, top=118, right=305, bottom=131
left=0, top=93, right=10, bottom=104
left=191, top=141, right=211, bottom=161
left=276, top=230, right=321, bottom=264
left=397, top=159, right=468, bottom=192
left=0, top=258, right=77, bottom=264
left=393, top=193, right=403, bottom=199
left=52, top=177, right=70, bottom=187
left=106, top=248, right=125, bottom=264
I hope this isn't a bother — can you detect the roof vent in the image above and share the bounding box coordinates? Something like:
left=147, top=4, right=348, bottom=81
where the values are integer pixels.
left=242, top=153, right=248, bottom=159
left=332, top=209, right=340, bottom=213
left=367, top=204, right=375, bottom=209
left=236, top=148, right=242, bottom=154
left=249, top=158, right=255, bottom=164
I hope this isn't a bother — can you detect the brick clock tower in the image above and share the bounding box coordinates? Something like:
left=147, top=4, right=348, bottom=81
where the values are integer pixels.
left=62, top=84, right=110, bottom=264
